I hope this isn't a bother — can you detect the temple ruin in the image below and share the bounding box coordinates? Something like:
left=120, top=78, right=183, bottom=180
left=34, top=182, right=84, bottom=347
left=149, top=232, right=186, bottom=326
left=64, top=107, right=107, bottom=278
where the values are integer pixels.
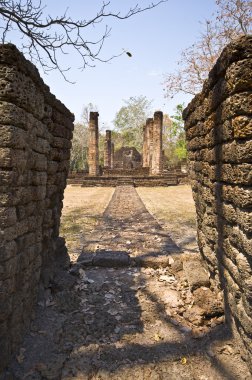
left=0, top=36, right=251, bottom=374
left=75, top=109, right=182, bottom=186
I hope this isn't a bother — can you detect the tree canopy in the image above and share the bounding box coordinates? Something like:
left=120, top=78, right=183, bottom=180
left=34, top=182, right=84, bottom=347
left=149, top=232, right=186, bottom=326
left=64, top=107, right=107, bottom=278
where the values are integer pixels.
left=70, top=103, right=97, bottom=171
left=163, top=0, right=252, bottom=98
left=113, top=95, right=152, bottom=150
left=163, top=104, right=187, bottom=167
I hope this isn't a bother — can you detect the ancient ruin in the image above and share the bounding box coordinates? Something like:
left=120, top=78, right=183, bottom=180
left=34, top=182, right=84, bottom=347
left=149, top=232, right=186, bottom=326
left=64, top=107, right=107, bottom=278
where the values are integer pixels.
left=144, top=117, right=154, bottom=168
left=76, top=110, right=178, bottom=186
left=183, top=35, right=252, bottom=370
left=150, top=111, right=163, bottom=175
left=113, top=146, right=142, bottom=169
left=0, top=44, right=74, bottom=371
left=0, top=36, right=251, bottom=377
left=104, top=130, right=112, bottom=169
left=88, top=112, right=100, bottom=176
left=87, top=111, right=163, bottom=177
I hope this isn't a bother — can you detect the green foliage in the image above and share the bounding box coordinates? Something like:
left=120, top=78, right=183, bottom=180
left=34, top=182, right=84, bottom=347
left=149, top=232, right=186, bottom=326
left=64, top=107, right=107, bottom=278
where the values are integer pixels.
left=113, top=95, right=152, bottom=150
left=70, top=122, right=89, bottom=171
left=163, top=103, right=187, bottom=166
left=70, top=103, right=97, bottom=171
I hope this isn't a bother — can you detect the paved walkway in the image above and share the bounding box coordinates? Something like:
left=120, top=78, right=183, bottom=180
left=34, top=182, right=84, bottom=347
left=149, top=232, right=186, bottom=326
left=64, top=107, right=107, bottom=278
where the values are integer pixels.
left=6, top=186, right=251, bottom=380
left=79, top=185, right=180, bottom=266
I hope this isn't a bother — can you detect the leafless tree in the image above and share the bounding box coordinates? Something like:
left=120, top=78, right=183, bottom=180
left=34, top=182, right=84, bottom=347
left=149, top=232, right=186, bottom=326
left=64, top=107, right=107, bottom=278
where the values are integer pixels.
left=0, top=0, right=167, bottom=79
left=163, top=0, right=252, bottom=98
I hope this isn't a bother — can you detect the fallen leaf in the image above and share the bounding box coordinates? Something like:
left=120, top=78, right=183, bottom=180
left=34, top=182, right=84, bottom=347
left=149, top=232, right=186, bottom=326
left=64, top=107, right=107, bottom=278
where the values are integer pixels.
left=16, top=348, right=26, bottom=364
left=181, top=357, right=187, bottom=365
left=153, top=333, right=163, bottom=342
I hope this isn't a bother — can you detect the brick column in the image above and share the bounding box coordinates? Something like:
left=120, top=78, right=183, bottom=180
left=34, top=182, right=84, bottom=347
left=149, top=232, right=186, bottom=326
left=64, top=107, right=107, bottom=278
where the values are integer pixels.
left=146, top=117, right=154, bottom=170
left=88, top=112, right=99, bottom=176
left=142, top=123, right=148, bottom=167
left=111, top=142, right=115, bottom=169
left=150, top=111, right=163, bottom=175
left=104, top=130, right=112, bottom=168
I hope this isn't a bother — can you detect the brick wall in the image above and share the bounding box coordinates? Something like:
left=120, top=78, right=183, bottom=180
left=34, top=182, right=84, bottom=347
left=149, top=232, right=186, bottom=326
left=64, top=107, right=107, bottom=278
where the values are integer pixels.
left=0, top=44, right=74, bottom=371
left=183, top=36, right=252, bottom=368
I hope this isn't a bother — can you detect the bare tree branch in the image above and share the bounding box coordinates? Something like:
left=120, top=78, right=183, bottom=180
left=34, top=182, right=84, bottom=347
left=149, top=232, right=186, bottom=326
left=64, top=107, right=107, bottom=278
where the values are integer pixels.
left=163, top=0, right=252, bottom=98
left=0, top=0, right=168, bottom=80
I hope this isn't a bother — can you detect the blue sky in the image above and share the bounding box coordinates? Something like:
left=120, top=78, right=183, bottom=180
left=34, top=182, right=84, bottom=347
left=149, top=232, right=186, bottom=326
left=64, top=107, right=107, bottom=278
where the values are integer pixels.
left=14, top=0, right=217, bottom=127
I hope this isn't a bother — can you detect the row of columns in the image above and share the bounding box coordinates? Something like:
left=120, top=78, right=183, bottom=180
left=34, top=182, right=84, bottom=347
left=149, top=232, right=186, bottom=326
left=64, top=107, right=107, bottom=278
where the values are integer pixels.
left=142, top=111, right=163, bottom=175
left=88, top=112, right=114, bottom=176
left=88, top=110, right=163, bottom=176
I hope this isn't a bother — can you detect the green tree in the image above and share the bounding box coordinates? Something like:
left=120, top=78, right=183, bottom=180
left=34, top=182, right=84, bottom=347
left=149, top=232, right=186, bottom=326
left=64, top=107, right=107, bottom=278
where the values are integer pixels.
left=113, top=95, right=152, bottom=150
left=70, top=103, right=97, bottom=171
left=163, top=104, right=187, bottom=166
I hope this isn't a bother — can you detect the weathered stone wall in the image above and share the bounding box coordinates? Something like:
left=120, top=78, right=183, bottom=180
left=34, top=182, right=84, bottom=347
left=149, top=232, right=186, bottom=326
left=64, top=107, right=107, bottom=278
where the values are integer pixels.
left=114, top=147, right=142, bottom=169
left=0, top=44, right=74, bottom=371
left=183, top=36, right=252, bottom=367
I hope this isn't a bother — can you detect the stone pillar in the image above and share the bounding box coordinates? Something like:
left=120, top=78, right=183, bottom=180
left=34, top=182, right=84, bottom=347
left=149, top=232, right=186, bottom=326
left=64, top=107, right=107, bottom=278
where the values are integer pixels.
left=142, top=123, right=148, bottom=167
left=111, top=142, right=115, bottom=169
left=150, top=111, right=163, bottom=175
left=88, top=112, right=99, bottom=176
left=104, top=130, right=112, bottom=168
left=146, top=117, right=154, bottom=170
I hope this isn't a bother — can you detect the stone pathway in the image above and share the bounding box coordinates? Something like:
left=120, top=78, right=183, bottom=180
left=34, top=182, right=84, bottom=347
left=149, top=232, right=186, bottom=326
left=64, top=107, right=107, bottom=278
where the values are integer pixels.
left=5, top=186, right=251, bottom=380
left=78, top=185, right=180, bottom=268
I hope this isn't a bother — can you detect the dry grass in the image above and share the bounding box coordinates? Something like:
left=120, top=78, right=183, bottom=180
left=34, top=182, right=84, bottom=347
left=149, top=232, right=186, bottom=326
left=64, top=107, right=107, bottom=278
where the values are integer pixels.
left=137, top=185, right=198, bottom=251
left=60, top=186, right=114, bottom=261
left=60, top=185, right=198, bottom=261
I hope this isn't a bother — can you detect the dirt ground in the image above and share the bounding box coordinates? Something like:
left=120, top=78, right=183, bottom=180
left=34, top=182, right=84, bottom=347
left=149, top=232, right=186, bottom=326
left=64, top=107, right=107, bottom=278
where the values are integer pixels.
left=60, top=186, right=114, bottom=262
left=6, top=185, right=252, bottom=380
left=137, top=185, right=198, bottom=252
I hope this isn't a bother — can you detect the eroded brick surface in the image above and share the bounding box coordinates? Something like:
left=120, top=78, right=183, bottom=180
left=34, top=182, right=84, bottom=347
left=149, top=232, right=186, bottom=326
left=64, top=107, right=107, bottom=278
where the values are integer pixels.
left=0, top=44, right=74, bottom=371
left=183, top=35, right=252, bottom=369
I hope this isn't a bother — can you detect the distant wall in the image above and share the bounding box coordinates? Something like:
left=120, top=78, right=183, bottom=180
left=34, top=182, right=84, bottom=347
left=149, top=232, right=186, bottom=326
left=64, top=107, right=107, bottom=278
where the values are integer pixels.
left=183, top=36, right=252, bottom=368
left=0, top=44, right=74, bottom=371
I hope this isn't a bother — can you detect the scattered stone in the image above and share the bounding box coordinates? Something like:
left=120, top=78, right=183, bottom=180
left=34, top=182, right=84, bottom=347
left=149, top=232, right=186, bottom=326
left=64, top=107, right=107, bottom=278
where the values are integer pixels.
left=93, top=251, right=130, bottom=267
left=159, top=275, right=175, bottom=283
left=193, top=287, right=224, bottom=317
left=183, top=259, right=210, bottom=291
left=183, top=305, right=205, bottom=326
left=134, top=255, right=173, bottom=269
left=161, top=289, right=180, bottom=307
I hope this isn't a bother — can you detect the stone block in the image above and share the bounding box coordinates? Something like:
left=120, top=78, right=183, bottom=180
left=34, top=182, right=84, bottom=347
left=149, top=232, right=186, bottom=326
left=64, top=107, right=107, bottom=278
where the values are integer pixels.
left=226, top=58, right=252, bottom=94
left=0, top=207, right=17, bottom=228
left=93, top=251, right=130, bottom=267
left=29, top=151, right=47, bottom=171
left=220, top=163, right=252, bottom=185
left=32, top=137, right=50, bottom=155
left=222, top=185, right=252, bottom=208
left=0, top=125, right=27, bottom=149
left=0, top=241, right=17, bottom=263
left=193, top=287, right=224, bottom=317
left=233, top=116, right=252, bottom=139
left=183, top=258, right=210, bottom=291
left=222, top=140, right=252, bottom=163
